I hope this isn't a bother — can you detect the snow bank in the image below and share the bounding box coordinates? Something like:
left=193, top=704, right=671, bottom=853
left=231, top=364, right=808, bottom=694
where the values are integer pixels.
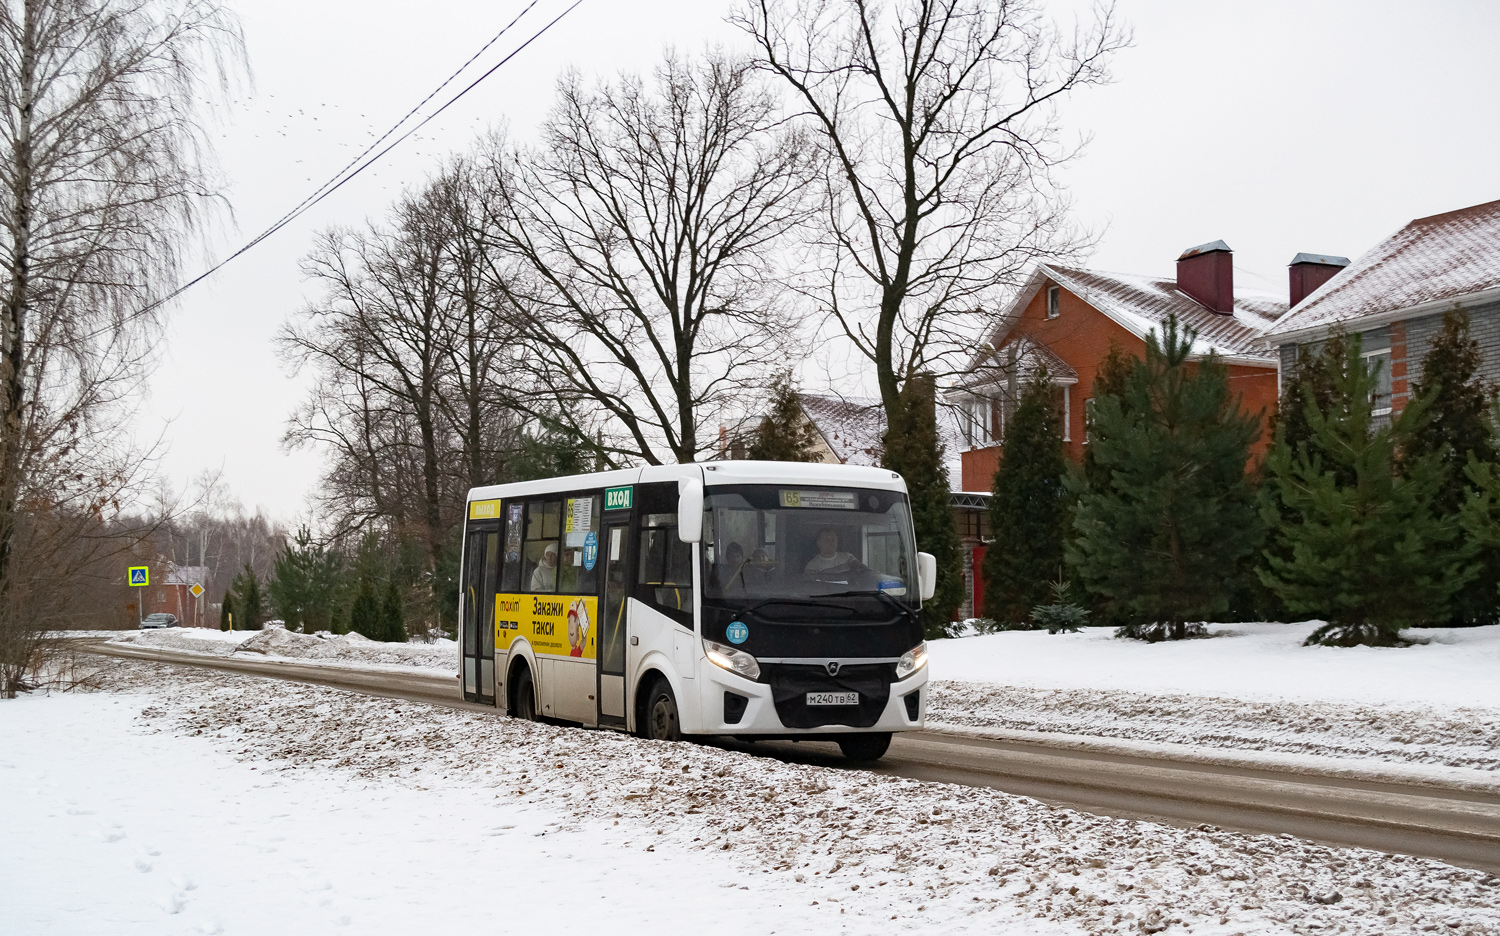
left=112, top=627, right=458, bottom=671
left=929, top=621, right=1500, bottom=708
left=67, top=661, right=1500, bottom=936
left=926, top=623, right=1500, bottom=771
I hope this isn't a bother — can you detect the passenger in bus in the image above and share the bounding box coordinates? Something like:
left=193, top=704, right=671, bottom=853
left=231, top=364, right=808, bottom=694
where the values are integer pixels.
left=531, top=542, right=558, bottom=591
left=805, top=528, right=860, bottom=574
left=715, top=541, right=747, bottom=590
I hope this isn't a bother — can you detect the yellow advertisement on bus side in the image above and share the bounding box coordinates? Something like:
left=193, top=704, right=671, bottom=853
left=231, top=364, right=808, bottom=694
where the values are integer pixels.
left=496, top=593, right=597, bottom=661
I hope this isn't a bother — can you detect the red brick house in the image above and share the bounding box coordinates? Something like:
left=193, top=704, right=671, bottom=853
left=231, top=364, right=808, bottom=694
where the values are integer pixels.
left=141, top=563, right=210, bottom=627
left=951, top=242, right=1295, bottom=494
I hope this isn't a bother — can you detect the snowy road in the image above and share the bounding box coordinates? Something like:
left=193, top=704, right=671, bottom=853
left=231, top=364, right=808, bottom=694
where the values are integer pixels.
left=79, top=640, right=1500, bottom=875
left=9, top=659, right=1500, bottom=936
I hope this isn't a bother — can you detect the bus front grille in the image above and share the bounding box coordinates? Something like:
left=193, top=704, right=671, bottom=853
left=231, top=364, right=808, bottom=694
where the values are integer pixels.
left=761, top=662, right=894, bottom=729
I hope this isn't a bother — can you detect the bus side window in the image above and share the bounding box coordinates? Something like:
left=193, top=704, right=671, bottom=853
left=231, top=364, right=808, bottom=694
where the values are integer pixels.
left=499, top=501, right=523, bottom=593
left=636, top=513, right=693, bottom=623
left=523, top=500, right=563, bottom=593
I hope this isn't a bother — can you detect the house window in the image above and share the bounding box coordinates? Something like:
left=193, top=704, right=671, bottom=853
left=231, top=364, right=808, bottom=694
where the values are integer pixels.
left=1046, top=286, right=1060, bottom=319
left=961, top=397, right=995, bottom=448
left=1363, top=348, right=1392, bottom=416
left=1084, top=397, right=1095, bottom=444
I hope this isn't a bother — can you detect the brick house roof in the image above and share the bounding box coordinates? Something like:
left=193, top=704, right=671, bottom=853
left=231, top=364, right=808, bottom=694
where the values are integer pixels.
left=1265, top=198, right=1500, bottom=342
left=797, top=392, right=966, bottom=489
left=981, top=264, right=1285, bottom=367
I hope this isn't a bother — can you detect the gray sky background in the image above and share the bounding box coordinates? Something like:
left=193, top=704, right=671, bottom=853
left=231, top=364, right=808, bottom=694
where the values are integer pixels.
left=140, top=0, right=1500, bottom=521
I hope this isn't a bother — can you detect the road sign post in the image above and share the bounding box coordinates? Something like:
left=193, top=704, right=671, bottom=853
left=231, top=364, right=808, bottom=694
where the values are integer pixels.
left=128, top=566, right=149, bottom=626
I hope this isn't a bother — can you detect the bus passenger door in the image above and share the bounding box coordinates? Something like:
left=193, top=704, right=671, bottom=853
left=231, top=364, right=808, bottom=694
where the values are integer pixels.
left=461, top=523, right=500, bottom=705
left=598, top=522, right=629, bottom=726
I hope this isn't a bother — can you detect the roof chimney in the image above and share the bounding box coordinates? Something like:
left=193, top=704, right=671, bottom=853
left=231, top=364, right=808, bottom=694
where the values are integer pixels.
left=1176, top=240, right=1235, bottom=313
left=1287, top=252, right=1350, bottom=308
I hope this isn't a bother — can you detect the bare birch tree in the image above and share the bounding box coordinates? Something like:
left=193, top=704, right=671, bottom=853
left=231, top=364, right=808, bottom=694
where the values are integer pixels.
left=0, top=0, right=241, bottom=695
left=480, top=51, right=816, bottom=466
left=733, top=0, right=1124, bottom=419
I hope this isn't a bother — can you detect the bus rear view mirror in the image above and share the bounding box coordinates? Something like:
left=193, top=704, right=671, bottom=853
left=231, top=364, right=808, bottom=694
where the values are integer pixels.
left=678, top=476, right=704, bottom=543
left=917, top=551, right=937, bottom=602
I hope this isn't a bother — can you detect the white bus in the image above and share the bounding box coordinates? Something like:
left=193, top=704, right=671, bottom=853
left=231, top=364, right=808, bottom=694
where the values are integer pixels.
left=458, top=461, right=934, bottom=761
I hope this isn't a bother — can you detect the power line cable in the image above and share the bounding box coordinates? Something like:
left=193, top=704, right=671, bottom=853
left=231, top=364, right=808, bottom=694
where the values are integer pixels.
left=150, top=0, right=582, bottom=313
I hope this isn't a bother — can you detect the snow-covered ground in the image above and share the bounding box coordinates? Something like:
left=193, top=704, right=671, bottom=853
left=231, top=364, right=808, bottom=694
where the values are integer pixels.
left=4, top=660, right=1496, bottom=936
left=103, top=622, right=1500, bottom=773
left=926, top=623, right=1500, bottom=773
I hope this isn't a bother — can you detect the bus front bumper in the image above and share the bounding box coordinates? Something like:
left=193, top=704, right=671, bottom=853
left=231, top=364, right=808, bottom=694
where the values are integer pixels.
left=694, top=664, right=928, bottom=735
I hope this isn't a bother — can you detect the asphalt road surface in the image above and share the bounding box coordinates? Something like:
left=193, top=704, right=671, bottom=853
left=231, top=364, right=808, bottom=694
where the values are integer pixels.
left=83, top=640, right=1500, bottom=875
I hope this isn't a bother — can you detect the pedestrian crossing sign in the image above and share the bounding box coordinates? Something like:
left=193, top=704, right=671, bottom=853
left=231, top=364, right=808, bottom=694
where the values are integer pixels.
left=128, top=566, right=149, bottom=586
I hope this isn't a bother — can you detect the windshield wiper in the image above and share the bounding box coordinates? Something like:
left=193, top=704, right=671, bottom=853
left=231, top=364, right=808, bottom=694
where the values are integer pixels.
left=816, top=589, right=911, bottom=614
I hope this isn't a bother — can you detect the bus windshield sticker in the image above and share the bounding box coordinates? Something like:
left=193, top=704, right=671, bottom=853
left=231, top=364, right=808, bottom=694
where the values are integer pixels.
left=779, top=489, right=858, bottom=510
left=726, top=620, right=749, bottom=644
left=583, top=531, right=599, bottom=571
left=505, top=503, right=523, bottom=561
left=605, top=486, right=633, bottom=510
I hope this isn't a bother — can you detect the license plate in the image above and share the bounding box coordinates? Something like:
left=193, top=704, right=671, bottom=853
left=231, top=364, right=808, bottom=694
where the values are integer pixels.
left=806, top=691, right=859, bottom=706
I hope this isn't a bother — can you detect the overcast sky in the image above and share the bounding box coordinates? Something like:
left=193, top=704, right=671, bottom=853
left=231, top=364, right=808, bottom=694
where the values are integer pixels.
left=141, top=0, right=1500, bottom=522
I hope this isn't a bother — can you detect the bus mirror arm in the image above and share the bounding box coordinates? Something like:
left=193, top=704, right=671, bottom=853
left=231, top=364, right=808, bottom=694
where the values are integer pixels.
left=917, top=552, right=937, bottom=602
left=677, top=476, right=704, bottom=543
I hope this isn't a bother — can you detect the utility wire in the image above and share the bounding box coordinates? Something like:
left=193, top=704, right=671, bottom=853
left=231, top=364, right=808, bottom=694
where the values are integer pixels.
left=149, top=0, right=582, bottom=314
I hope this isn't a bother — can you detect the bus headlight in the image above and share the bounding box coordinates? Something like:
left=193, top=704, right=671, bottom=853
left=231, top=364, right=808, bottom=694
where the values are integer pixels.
left=896, top=642, right=928, bottom=679
left=703, top=639, right=760, bottom=680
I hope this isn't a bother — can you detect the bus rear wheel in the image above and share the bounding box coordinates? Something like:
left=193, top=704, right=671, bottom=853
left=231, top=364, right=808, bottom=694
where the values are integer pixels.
left=643, top=678, right=681, bottom=742
left=512, top=666, right=539, bottom=722
left=838, top=732, right=891, bottom=762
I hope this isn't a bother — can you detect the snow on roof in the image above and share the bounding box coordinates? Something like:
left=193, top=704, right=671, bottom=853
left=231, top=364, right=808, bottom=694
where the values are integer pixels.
left=958, top=334, right=1078, bottom=393
left=163, top=564, right=208, bottom=587
left=797, top=392, right=966, bottom=490
left=983, top=264, right=1284, bottom=367
left=1266, top=198, right=1500, bottom=340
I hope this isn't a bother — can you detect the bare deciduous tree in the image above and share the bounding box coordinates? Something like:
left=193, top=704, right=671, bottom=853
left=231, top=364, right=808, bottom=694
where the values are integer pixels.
left=733, top=0, right=1124, bottom=419
left=0, top=0, right=242, bottom=696
left=280, top=166, right=526, bottom=633
left=481, top=51, right=817, bottom=466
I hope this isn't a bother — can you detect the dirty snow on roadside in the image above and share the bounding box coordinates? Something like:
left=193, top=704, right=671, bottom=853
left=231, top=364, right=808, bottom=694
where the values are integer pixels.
left=48, top=660, right=1500, bottom=936
left=111, top=626, right=456, bottom=670
left=926, top=623, right=1500, bottom=772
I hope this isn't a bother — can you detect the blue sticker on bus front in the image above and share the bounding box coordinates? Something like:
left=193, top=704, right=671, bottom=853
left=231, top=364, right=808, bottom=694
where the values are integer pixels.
left=582, top=531, right=599, bottom=571
left=878, top=579, right=902, bottom=591
left=726, top=621, right=749, bottom=644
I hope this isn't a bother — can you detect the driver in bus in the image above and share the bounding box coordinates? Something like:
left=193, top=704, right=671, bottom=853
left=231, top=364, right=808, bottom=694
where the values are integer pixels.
left=805, top=528, right=861, bottom=573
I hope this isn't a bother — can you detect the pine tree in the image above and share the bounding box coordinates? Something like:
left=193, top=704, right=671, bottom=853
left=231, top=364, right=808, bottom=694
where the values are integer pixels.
left=1067, top=316, right=1264, bottom=641
left=220, top=591, right=235, bottom=631
left=881, top=374, right=963, bottom=637
left=1405, top=311, right=1500, bottom=625
left=1462, top=455, right=1500, bottom=605
left=348, top=575, right=380, bottom=640
left=1259, top=338, right=1475, bottom=646
left=1030, top=576, right=1089, bottom=635
left=983, top=371, right=1070, bottom=627
left=268, top=527, right=345, bottom=633
left=378, top=578, right=407, bottom=642
left=748, top=371, right=824, bottom=462
left=230, top=565, right=264, bottom=631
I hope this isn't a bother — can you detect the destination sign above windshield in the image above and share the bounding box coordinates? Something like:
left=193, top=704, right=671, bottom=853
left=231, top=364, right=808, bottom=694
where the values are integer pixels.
left=779, top=489, right=857, bottom=510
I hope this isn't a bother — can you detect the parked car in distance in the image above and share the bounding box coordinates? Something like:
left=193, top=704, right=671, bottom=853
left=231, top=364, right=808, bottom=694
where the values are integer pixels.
left=140, top=612, right=178, bottom=630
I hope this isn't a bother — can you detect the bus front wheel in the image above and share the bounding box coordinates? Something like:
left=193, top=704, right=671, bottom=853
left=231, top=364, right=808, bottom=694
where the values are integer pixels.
left=838, top=732, right=891, bottom=762
left=512, top=666, right=539, bottom=722
left=643, top=679, right=681, bottom=742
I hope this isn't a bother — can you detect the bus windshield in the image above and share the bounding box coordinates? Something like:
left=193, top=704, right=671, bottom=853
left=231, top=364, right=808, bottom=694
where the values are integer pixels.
left=701, top=485, right=918, bottom=606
